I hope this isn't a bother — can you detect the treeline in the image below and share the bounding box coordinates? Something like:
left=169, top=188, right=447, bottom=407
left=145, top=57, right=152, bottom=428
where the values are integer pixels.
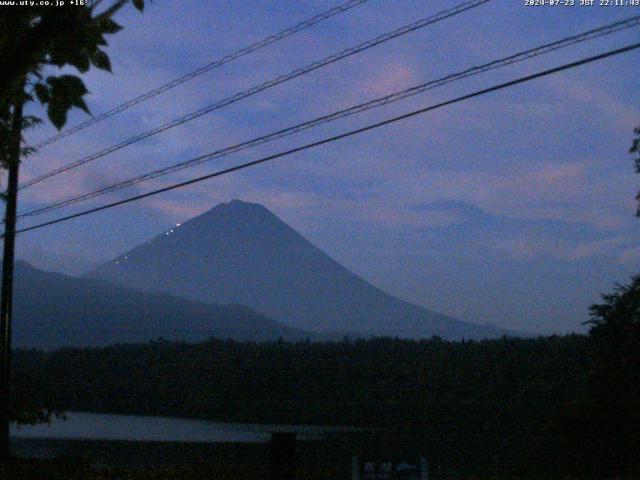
left=13, top=335, right=589, bottom=433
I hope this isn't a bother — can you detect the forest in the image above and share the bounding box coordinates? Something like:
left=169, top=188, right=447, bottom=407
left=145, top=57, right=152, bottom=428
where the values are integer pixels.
left=6, top=334, right=628, bottom=477
left=13, top=335, right=589, bottom=432
left=9, top=276, right=640, bottom=477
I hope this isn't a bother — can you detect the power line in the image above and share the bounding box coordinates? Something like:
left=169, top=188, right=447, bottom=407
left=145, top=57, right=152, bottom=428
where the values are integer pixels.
left=20, top=0, right=492, bottom=190
left=22, top=0, right=489, bottom=188
left=31, top=0, right=371, bottom=150
left=17, top=14, right=640, bottom=219
left=13, top=42, right=640, bottom=237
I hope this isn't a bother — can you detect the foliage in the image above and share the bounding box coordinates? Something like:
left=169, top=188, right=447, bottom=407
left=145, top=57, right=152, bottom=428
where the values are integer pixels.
left=579, top=276, right=640, bottom=475
left=8, top=454, right=341, bottom=480
left=10, top=372, right=60, bottom=425
left=14, top=335, right=589, bottom=432
left=587, top=275, right=640, bottom=431
left=0, top=0, right=147, bottom=169
left=0, top=0, right=148, bottom=425
left=13, top=335, right=599, bottom=476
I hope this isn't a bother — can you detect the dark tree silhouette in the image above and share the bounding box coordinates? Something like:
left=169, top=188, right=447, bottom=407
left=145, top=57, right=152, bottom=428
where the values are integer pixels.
left=583, top=276, right=640, bottom=475
left=0, top=0, right=148, bottom=427
left=1, top=0, right=148, bottom=141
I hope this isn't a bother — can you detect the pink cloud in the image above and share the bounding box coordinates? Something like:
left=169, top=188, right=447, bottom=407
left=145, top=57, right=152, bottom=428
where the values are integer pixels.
left=551, top=78, right=639, bottom=131
left=616, top=245, right=640, bottom=265
left=364, top=62, right=416, bottom=97
left=494, top=235, right=629, bottom=262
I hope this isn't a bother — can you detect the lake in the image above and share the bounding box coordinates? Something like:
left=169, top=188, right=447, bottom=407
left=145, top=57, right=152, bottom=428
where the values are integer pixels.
left=11, top=411, right=355, bottom=443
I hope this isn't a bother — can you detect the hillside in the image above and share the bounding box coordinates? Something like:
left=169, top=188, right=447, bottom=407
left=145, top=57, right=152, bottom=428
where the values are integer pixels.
left=89, top=200, right=514, bottom=340
left=12, top=261, right=318, bottom=349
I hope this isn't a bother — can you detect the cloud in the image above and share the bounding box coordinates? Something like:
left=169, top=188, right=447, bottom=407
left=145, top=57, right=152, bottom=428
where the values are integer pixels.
left=616, top=245, right=640, bottom=265
left=550, top=77, right=640, bottom=132
left=494, top=235, right=629, bottom=263
left=364, top=61, right=416, bottom=97
left=13, top=0, right=640, bottom=335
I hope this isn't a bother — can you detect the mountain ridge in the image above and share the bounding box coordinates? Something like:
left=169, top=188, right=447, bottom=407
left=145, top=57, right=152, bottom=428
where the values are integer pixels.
left=12, top=260, right=325, bottom=349
left=89, top=200, right=516, bottom=340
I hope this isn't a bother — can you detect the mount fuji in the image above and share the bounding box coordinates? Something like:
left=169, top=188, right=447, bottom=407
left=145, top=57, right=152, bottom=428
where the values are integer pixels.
left=89, top=200, right=514, bottom=340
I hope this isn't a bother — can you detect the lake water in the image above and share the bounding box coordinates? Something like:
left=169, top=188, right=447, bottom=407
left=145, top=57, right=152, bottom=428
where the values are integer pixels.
left=11, top=411, right=355, bottom=443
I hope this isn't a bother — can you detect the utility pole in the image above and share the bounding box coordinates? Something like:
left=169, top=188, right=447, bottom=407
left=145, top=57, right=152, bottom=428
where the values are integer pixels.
left=0, top=82, right=24, bottom=476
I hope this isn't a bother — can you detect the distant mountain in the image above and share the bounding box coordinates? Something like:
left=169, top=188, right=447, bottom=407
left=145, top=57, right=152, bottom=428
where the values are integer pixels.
left=12, top=261, right=319, bottom=350
left=89, top=200, right=514, bottom=340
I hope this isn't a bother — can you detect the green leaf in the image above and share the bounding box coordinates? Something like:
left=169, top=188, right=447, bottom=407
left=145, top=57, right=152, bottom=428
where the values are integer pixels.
left=90, top=49, right=112, bottom=72
left=99, top=18, right=123, bottom=34
left=48, top=50, right=67, bottom=68
left=71, top=52, right=91, bottom=73
left=47, top=101, right=67, bottom=130
left=47, top=75, right=89, bottom=97
left=73, top=96, right=91, bottom=115
left=45, top=75, right=91, bottom=129
left=34, top=83, right=50, bottom=104
left=87, top=29, right=108, bottom=47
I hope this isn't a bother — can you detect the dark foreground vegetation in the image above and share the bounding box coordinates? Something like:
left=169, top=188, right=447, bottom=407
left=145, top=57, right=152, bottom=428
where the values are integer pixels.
left=9, top=275, right=640, bottom=478
left=10, top=333, right=639, bottom=478
left=15, top=335, right=589, bottom=431
left=7, top=434, right=621, bottom=480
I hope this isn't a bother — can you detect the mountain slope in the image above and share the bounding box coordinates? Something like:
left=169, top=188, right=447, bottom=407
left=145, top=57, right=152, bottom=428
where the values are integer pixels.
left=12, top=261, right=318, bottom=349
left=89, top=200, right=513, bottom=340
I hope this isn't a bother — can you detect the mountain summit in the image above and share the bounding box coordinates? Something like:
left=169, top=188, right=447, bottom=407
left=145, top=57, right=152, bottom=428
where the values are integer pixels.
left=89, top=200, right=511, bottom=339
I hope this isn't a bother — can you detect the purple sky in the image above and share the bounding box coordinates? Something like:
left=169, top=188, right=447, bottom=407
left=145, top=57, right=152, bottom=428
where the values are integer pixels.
left=11, top=0, right=640, bottom=334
